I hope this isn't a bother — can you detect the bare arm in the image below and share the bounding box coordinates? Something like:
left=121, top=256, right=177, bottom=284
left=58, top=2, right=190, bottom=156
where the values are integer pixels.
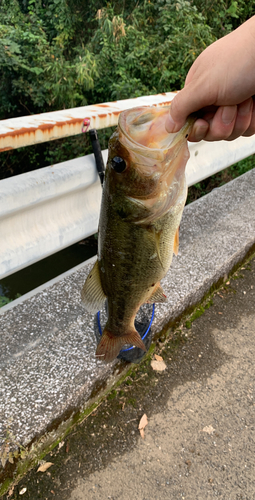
left=165, top=16, right=255, bottom=142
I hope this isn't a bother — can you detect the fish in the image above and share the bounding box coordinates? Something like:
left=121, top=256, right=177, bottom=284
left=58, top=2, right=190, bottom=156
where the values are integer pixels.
left=81, top=105, right=194, bottom=362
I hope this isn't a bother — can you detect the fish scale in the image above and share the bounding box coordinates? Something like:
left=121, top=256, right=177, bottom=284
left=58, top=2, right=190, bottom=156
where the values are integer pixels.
left=81, top=105, right=194, bottom=362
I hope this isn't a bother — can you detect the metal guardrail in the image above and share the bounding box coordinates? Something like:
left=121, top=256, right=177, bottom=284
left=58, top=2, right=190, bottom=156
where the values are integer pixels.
left=1, top=92, right=255, bottom=279
left=0, top=92, right=177, bottom=152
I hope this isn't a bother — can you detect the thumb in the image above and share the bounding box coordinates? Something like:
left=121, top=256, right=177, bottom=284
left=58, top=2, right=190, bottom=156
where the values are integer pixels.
left=165, top=81, right=205, bottom=133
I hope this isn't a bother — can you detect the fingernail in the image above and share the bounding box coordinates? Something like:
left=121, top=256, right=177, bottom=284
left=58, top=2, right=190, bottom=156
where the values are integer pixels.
left=193, top=122, right=209, bottom=141
left=221, top=106, right=237, bottom=125
left=165, top=113, right=179, bottom=133
left=238, top=98, right=253, bottom=116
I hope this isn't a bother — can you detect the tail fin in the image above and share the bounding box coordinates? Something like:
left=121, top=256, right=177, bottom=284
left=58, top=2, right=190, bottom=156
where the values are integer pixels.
left=96, top=328, right=146, bottom=363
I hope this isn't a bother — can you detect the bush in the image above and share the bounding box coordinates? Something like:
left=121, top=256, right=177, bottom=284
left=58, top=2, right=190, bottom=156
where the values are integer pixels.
left=0, top=0, right=254, bottom=177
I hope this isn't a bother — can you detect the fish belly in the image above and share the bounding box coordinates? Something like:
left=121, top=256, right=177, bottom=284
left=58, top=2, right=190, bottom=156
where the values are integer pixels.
left=98, top=194, right=185, bottom=331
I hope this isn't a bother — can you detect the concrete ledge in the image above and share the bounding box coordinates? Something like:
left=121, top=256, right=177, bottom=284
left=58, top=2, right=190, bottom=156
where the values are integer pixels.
left=1, top=168, right=255, bottom=494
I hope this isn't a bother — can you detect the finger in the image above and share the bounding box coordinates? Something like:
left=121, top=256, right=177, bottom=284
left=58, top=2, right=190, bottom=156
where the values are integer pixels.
left=226, top=98, right=254, bottom=141
left=165, top=107, right=184, bottom=133
left=202, top=105, right=237, bottom=141
left=243, top=99, right=255, bottom=137
left=165, top=79, right=212, bottom=133
left=187, top=119, right=209, bottom=142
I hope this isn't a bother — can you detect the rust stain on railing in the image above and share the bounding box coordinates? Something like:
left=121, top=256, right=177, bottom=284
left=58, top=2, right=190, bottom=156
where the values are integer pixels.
left=0, top=93, right=176, bottom=152
left=0, top=112, right=120, bottom=152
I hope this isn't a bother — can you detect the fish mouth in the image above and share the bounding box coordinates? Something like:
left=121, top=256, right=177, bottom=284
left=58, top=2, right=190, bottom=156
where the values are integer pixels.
left=118, top=106, right=195, bottom=222
left=119, top=105, right=194, bottom=161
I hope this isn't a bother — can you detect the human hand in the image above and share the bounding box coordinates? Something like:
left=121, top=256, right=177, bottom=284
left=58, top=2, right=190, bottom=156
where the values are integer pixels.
left=165, top=16, right=255, bottom=142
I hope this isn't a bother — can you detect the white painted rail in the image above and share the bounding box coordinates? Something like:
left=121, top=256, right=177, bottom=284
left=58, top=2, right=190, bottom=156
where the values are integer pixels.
left=0, top=92, right=177, bottom=152
left=0, top=92, right=255, bottom=279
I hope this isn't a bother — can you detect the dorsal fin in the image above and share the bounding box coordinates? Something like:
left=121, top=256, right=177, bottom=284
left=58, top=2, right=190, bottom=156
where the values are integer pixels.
left=81, top=260, right=106, bottom=314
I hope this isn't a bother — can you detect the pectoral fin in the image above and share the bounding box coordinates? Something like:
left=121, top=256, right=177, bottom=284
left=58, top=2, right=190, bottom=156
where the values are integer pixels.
left=147, top=283, right=167, bottom=303
left=81, top=260, right=106, bottom=313
left=149, top=227, right=164, bottom=269
left=173, top=227, right=179, bottom=256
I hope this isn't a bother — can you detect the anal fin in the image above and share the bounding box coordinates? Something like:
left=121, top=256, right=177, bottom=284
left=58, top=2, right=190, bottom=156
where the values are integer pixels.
left=147, top=283, right=167, bottom=303
left=81, top=260, right=106, bottom=314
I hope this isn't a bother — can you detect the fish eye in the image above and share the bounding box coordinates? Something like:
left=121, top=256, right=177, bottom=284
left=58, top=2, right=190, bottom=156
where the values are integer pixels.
left=111, top=156, right=126, bottom=173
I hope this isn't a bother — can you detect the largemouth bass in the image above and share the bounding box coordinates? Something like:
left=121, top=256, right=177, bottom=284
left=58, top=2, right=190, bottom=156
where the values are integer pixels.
left=81, top=105, right=194, bottom=362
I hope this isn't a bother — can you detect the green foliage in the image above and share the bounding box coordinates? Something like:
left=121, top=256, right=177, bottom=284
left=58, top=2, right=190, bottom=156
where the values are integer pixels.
left=0, top=295, right=11, bottom=307
left=0, top=292, right=21, bottom=307
left=191, top=0, right=255, bottom=36
left=0, top=0, right=215, bottom=119
left=0, top=0, right=254, bottom=177
left=1, top=0, right=255, bottom=119
left=0, top=0, right=98, bottom=119
left=229, top=154, right=255, bottom=178
left=86, top=0, right=215, bottom=102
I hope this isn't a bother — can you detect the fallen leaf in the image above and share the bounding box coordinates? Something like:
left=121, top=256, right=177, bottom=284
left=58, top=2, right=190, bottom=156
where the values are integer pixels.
left=151, top=359, right=167, bottom=371
left=140, top=428, right=145, bottom=439
left=138, top=414, right=148, bottom=439
left=37, top=462, right=54, bottom=473
left=66, top=441, right=69, bottom=453
left=154, top=354, right=163, bottom=361
left=19, top=487, right=27, bottom=495
left=202, top=425, right=215, bottom=435
left=138, top=414, right=148, bottom=429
